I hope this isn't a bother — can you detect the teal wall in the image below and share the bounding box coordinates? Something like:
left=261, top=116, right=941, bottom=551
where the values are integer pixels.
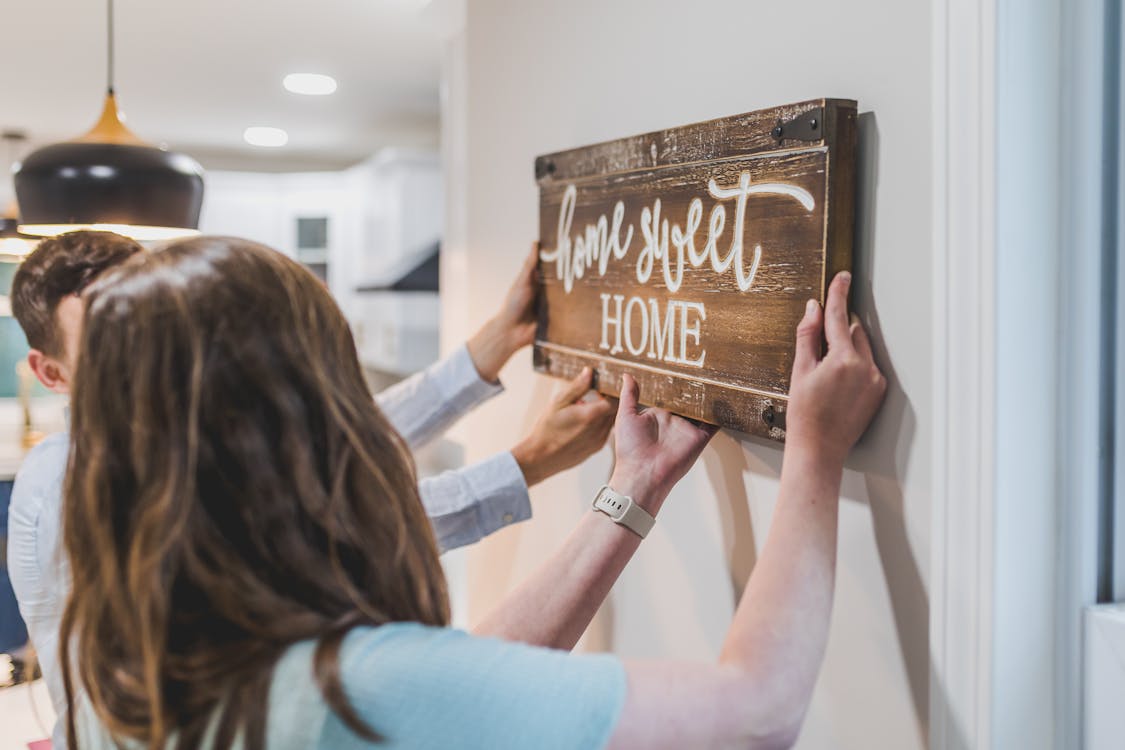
left=0, top=263, right=29, bottom=398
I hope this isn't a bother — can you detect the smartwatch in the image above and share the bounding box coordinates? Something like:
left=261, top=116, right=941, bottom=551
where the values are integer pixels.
left=592, top=485, right=655, bottom=539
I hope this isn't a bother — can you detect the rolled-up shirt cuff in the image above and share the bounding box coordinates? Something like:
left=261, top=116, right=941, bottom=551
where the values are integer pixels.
left=426, top=451, right=532, bottom=553
left=464, top=451, right=532, bottom=534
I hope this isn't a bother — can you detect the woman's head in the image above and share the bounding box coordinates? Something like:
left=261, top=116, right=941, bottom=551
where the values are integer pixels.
left=61, top=237, right=449, bottom=749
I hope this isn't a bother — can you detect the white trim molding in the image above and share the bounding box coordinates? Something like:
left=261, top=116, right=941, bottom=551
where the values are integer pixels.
left=930, top=1, right=997, bottom=749
left=934, top=0, right=1117, bottom=747
left=1115, top=0, right=1125, bottom=607
left=1057, top=0, right=1119, bottom=747
left=993, top=1, right=1064, bottom=749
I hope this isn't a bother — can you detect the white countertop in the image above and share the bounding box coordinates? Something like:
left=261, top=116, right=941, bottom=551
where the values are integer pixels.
left=0, top=677, right=54, bottom=749
left=0, top=398, right=68, bottom=481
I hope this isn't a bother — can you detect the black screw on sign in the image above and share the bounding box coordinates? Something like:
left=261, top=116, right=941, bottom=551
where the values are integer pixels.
left=535, top=158, right=558, bottom=179
left=772, top=108, right=824, bottom=142
left=761, top=404, right=786, bottom=431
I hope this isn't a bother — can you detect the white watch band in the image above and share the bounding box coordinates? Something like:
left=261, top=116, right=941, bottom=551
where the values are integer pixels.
left=592, top=485, right=655, bottom=539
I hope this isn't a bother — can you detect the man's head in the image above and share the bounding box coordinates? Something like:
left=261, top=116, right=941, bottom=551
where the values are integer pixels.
left=11, top=231, right=145, bottom=393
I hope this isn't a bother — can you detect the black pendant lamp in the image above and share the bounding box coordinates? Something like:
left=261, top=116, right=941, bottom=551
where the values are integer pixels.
left=14, top=0, right=204, bottom=241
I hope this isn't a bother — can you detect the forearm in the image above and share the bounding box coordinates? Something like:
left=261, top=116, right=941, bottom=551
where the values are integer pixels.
left=375, top=345, right=502, bottom=449
left=473, top=509, right=642, bottom=650
left=601, top=448, right=844, bottom=750
left=466, top=317, right=521, bottom=384
left=719, top=444, right=843, bottom=732
left=605, top=277, right=883, bottom=750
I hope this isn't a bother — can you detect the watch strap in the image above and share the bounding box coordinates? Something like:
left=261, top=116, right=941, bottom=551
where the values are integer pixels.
left=592, top=485, right=655, bottom=539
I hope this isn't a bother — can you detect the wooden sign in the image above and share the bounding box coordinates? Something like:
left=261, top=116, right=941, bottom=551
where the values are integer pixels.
left=533, top=98, right=857, bottom=441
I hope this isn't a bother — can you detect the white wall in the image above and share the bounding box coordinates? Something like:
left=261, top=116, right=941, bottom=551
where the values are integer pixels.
left=442, top=2, right=932, bottom=748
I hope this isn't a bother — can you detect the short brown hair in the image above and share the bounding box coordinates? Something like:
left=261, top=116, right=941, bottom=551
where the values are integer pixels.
left=10, top=231, right=144, bottom=355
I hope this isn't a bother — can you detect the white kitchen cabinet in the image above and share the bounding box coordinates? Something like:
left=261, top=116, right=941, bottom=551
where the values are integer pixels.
left=197, top=149, right=442, bottom=376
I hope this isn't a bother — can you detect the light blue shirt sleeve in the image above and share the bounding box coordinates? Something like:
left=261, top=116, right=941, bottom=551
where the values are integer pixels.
left=375, top=345, right=502, bottom=450
left=74, top=624, right=627, bottom=750
left=322, top=623, right=626, bottom=750
left=373, top=345, right=533, bottom=552
left=424, top=452, right=531, bottom=553
left=6, top=431, right=72, bottom=748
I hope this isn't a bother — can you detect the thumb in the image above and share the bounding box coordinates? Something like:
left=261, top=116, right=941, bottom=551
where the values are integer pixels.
left=523, top=243, right=540, bottom=279
left=792, top=298, right=823, bottom=381
left=617, top=373, right=639, bottom=421
left=555, top=367, right=594, bottom=405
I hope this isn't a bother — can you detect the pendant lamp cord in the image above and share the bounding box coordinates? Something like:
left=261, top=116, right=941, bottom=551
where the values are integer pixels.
left=4, top=135, right=14, bottom=180
left=3, top=131, right=25, bottom=168
left=106, top=0, right=115, bottom=95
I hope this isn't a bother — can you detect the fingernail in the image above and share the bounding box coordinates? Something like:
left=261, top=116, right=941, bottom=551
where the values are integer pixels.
left=805, top=299, right=817, bottom=316
left=839, top=271, right=852, bottom=286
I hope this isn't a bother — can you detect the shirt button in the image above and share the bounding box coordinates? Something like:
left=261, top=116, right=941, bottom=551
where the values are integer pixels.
left=502, top=513, right=514, bottom=524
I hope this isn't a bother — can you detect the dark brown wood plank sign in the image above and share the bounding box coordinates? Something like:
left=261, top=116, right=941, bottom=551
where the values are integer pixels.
left=533, top=99, right=857, bottom=441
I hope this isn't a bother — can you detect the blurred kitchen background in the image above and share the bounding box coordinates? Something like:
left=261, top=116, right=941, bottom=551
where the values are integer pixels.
left=1, top=0, right=458, bottom=396
left=0, top=1, right=466, bottom=743
left=4, top=1, right=1124, bottom=749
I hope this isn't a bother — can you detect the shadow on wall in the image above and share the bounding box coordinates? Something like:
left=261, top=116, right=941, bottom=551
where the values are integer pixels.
left=702, top=112, right=930, bottom=741
left=850, top=112, right=928, bottom=740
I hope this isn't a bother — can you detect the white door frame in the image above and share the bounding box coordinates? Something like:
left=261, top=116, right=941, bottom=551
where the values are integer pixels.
left=932, top=1, right=1116, bottom=748
left=1057, top=0, right=1119, bottom=747
left=929, top=0, right=997, bottom=747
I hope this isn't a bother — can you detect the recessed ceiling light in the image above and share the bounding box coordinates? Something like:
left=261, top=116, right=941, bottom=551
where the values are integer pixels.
left=244, top=127, right=288, bottom=148
left=283, top=73, right=338, bottom=96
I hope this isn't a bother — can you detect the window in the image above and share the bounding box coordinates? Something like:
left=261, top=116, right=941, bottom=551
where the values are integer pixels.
left=296, top=216, right=329, bottom=282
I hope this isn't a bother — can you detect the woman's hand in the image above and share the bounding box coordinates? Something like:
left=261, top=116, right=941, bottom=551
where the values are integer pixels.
left=785, top=271, right=886, bottom=467
left=467, top=245, right=539, bottom=382
left=609, top=374, right=717, bottom=514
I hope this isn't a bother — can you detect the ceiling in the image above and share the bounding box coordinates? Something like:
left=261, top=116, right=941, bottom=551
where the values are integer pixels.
left=0, top=0, right=457, bottom=173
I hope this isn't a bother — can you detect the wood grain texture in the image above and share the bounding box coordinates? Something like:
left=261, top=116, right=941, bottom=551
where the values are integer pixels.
left=534, top=99, right=857, bottom=441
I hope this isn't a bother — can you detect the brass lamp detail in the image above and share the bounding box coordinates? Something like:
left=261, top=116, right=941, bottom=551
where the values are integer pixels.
left=76, top=92, right=147, bottom=146
left=14, top=0, right=204, bottom=242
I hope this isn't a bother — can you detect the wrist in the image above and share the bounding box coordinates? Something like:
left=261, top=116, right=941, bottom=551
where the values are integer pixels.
left=511, top=438, right=547, bottom=487
left=606, top=468, right=667, bottom=515
left=467, top=317, right=517, bottom=383
left=780, top=437, right=846, bottom=498
left=784, top=429, right=848, bottom=473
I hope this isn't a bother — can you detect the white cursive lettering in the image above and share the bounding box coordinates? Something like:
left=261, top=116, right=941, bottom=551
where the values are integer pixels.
left=542, top=185, right=633, bottom=293
left=543, top=172, right=814, bottom=294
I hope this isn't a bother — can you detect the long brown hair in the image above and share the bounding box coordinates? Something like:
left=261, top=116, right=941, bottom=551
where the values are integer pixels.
left=60, top=237, right=450, bottom=749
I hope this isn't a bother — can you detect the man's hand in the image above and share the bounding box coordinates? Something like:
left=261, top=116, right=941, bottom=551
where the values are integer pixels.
left=468, top=245, right=539, bottom=383
left=608, top=374, right=717, bottom=514
left=785, top=271, right=887, bottom=467
left=512, top=368, right=615, bottom=487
